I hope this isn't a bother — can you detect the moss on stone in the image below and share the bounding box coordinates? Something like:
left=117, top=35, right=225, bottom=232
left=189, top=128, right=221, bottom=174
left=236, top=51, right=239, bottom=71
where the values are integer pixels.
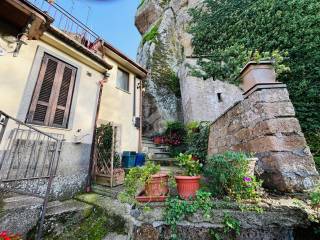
left=75, top=193, right=99, bottom=205
left=142, top=22, right=160, bottom=45
left=150, top=39, right=181, bottom=97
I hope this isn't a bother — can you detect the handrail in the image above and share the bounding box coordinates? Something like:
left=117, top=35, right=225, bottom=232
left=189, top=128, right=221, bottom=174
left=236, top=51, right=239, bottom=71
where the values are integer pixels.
left=0, top=110, right=60, bottom=141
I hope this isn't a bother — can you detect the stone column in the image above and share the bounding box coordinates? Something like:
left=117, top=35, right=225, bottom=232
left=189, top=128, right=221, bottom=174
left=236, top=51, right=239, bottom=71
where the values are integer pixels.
left=207, top=61, right=319, bottom=192
left=241, top=61, right=319, bottom=191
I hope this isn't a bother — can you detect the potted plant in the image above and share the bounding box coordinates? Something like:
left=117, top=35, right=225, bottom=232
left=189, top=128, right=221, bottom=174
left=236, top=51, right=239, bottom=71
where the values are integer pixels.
left=119, top=162, right=169, bottom=203
left=175, top=153, right=202, bottom=200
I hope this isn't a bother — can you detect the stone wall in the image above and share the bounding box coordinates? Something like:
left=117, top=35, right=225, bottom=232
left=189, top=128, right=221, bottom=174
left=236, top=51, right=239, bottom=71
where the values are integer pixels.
left=208, top=85, right=319, bottom=192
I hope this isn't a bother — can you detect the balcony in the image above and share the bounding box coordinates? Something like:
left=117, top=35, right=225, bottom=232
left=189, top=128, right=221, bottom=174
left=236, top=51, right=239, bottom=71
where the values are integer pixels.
left=25, top=0, right=101, bottom=51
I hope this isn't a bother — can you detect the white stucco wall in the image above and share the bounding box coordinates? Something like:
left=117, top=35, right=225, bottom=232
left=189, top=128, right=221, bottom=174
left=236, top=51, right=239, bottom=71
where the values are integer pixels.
left=99, top=56, right=141, bottom=152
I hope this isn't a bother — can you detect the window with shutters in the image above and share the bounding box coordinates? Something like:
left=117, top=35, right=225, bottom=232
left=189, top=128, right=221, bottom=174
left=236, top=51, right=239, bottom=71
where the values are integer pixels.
left=26, top=53, right=77, bottom=128
left=116, top=68, right=129, bottom=92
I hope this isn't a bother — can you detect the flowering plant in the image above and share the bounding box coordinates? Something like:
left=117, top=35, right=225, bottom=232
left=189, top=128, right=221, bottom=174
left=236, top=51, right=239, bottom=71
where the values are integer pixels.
left=0, top=231, right=22, bottom=240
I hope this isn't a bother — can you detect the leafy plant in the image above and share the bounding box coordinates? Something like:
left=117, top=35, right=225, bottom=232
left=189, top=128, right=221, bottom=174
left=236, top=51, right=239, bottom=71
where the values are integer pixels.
left=209, top=213, right=241, bottom=240
left=189, top=0, right=320, bottom=156
left=176, top=153, right=202, bottom=176
left=164, top=190, right=213, bottom=239
left=310, top=186, right=320, bottom=208
left=118, top=162, right=160, bottom=204
left=96, top=123, right=121, bottom=169
left=186, top=121, right=210, bottom=164
left=0, top=231, right=22, bottom=240
left=204, top=152, right=262, bottom=200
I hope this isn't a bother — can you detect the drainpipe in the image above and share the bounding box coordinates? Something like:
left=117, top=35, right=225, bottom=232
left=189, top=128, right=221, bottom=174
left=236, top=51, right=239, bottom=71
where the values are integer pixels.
left=86, top=71, right=109, bottom=192
left=138, top=78, right=144, bottom=152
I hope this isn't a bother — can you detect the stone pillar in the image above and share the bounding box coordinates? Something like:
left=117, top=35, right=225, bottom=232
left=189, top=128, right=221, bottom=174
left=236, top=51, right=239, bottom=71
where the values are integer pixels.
left=207, top=61, right=319, bottom=192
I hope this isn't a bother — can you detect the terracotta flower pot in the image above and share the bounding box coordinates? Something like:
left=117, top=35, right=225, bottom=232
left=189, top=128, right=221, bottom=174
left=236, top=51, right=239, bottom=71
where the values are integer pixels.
left=240, top=61, right=276, bottom=92
left=175, top=176, right=201, bottom=200
left=145, top=173, right=169, bottom=197
left=153, top=136, right=162, bottom=145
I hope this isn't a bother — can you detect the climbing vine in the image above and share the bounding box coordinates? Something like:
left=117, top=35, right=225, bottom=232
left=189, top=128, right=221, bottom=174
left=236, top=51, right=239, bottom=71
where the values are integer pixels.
left=189, top=0, right=320, bottom=156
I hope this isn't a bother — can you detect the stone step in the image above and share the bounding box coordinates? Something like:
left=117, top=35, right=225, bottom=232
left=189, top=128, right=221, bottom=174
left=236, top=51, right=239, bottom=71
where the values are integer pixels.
left=160, top=166, right=183, bottom=175
left=91, top=184, right=124, bottom=199
left=147, top=146, right=168, bottom=153
left=46, top=199, right=92, bottom=217
left=152, top=152, right=171, bottom=158
left=142, top=139, right=154, bottom=145
left=148, top=158, right=176, bottom=166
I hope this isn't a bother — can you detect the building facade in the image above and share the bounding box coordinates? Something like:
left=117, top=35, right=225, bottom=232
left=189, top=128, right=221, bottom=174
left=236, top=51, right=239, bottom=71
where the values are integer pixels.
left=0, top=0, right=147, bottom=198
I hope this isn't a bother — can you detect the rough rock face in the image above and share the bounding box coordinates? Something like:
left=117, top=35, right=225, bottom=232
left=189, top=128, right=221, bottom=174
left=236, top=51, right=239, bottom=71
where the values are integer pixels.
left=135, top=0, right=243, bottom=135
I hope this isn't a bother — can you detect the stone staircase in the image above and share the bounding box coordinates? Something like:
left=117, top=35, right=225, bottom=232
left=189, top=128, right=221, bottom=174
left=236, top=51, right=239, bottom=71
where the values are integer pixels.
left=142, top=136, right=181, bottom=174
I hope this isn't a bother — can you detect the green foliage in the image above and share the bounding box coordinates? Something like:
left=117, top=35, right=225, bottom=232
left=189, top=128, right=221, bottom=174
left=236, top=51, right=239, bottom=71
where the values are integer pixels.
left=142, top=22, right=160, bottom=45
left=209, top=213, right=241, bottom=240
left=137, top=0, right=145, bottom=9
left=118, top=162, right=160, bottom=204
left=164, top=190, right=213, bottom=239
left=306, top=131, right=320, bottom=171
left=165, top=121, right=186, bottom=137
left=186, top=122, right=210, bottom=164
left=149, top=35, right=181, bottom=98
left=310, top=186, right=320, bottom=208
left=189, top=0, right=320, bottom=154
left=222, top=213, right=241, bottom=236
left=96, top=123, right=121, bottom=168
left=176, top=153, right=202, bottom=176
left=204, top=152, right=262, bottom=200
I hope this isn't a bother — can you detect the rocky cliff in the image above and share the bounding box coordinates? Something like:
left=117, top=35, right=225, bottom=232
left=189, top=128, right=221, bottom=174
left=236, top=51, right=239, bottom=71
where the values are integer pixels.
left=135, top=0, right=243, bottom=135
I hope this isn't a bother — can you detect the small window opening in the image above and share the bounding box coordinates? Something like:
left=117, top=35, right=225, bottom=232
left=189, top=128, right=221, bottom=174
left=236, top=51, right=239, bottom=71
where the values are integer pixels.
left=217, top=92, right=223, bottom=102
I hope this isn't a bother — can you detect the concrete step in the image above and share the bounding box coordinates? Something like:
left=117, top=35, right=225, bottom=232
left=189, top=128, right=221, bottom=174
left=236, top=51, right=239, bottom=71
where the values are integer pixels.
left=0, top=194, right=43, bottom=234
left=91, top=184, right=124, bottom=199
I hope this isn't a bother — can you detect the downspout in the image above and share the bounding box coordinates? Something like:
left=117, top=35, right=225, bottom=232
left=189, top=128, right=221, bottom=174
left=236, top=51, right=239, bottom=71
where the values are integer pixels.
left=138, top=77, right=145, bottom=152
left=86, top=71, right=109, bottom=192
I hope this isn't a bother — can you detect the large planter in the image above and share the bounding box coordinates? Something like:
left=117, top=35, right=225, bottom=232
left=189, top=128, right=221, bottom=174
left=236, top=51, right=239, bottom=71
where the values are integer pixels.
left=145, top=173, right=169, bottom=196
left=95, top=168, right=125, bottom=187
left=240, top=61, right=276, bottom=92
left=175, top=176, right=201, bottom=200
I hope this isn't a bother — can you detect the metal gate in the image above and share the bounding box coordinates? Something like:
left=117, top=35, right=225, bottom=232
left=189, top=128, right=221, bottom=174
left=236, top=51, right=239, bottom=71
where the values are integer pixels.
left=0, top=111, right=63, bottom=239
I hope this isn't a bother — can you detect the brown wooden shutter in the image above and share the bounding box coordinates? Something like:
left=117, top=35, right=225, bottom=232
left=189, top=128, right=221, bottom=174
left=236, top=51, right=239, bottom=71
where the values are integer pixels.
left=51, top=64, right=76, bottom=128
left=27, top=54, right=58, bottom=125
left=27, top=54, right=77, bottom=128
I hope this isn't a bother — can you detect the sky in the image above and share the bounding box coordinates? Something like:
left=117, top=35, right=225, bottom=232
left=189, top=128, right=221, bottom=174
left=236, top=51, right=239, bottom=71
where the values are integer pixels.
left=56, top=0, right=142, bottom=60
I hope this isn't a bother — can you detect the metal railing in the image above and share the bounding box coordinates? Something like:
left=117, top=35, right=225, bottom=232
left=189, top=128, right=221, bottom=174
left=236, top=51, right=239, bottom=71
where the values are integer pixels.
left=0, top=111, right=63, bottom=239
left=26, top=0, right=101, bottom=50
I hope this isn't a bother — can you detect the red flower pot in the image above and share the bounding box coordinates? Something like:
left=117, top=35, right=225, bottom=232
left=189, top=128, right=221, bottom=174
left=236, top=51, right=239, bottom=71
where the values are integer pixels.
left=175, top=176, right=201, bottom=200
left=153, top=136, right=162, bottom=145
left=145, top=173, right=169, bottom=196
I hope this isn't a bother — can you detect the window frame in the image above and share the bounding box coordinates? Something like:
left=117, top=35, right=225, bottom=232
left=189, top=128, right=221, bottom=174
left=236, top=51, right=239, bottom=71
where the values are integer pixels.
left=26, top=53, right=77, bottom=129
left=116, top=68, right=130, bottom=93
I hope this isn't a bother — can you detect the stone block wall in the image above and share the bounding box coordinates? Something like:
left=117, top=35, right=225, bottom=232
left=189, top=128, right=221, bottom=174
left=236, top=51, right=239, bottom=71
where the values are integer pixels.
left=208, top=85, right=319, bottom=192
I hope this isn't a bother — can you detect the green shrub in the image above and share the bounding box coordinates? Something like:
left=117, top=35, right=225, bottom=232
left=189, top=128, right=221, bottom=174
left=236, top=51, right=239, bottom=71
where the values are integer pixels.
left=190, top=0, right=320, bottom=148
left=204, top=152, right=262, bottom=200
left=186, top=122, right=210, bottom=164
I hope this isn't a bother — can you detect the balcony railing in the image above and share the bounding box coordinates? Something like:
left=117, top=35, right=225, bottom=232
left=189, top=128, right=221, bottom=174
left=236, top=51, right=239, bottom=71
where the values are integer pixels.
left=26, top=0, right=101, bottom=50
